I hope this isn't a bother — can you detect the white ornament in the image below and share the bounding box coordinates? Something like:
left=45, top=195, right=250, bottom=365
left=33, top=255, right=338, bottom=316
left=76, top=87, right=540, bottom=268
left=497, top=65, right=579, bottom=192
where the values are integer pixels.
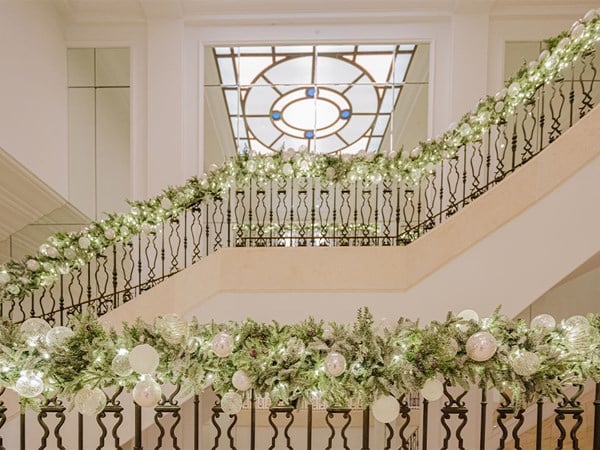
left=457, top=309, right=479, bottom=322
left=221, top=391, right=243, bottom=415
left=129, top=344, right=160, bottom=374
left=325, top=166, right=336, bottom=179
left=26, top=259, right=40, bottom=272
left=322, top=324, right=333, bottom=340
left=119, top=226, right=130, bottom=237
left=583, top=9, right=598, bottom=22
left=459, top=123, right=471, bottom=137
left=324, top=352, right=346, bottom=377
left=112, top=350, right=133, bottom=377
left=421, top=378, right=444, bottom=401
left=63, top=248, right=77, bottom=260
left=211, top=332, right=233, bottom=358
left=155, top=313, right=187, bottom=345
left=376, top=317, right=394, bottom=337
left=208, top=163, right=218, bottom=172
left=564, top=315, right=591, bottom=352
left=494, top=88, right=507, bottom=101
left=160, top=197, right=172, bottom=210
left=466, top=331, right=497, bottom=362
left=531, top=314, right=556, bottom=331
left=298, top=160, right=310, bottom=172
left=0, top=271, right=10, bottom=285
left=409, top=146, right=421, bottom=158
left=141, top=223, right=153, bottom=234
left=15, top=370, right=44, bottom=398
left=21, top=318, right=51, bottom=345
left=508, top=81, right=521, bottom=97
left=509, top=350, right=541, bottom=377
left=78, top=236, right=91, bottom=249
left=372, top=395, right=400, bottom=423
left=133, top=376, right=162, bottom=407
left=538, top=50, right=550, bottom=62
left=282, top=162, right=294, bottom=177
left=74, top=387, right=107, bottom=416
left=556, top=37, right=570, bottom=51
left=104, top=228, right=116, bottom=240
left=571, top=22, right=586, bottom=40
left=45, top=326, right=74, bottom=347
left=232, top=370, right=252, bottom=391
left=246, top=160, right=258, bottom=173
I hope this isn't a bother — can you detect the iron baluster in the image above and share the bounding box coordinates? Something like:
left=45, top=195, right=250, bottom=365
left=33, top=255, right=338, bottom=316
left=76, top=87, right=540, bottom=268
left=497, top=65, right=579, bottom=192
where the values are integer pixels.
left=96, top=387, right=124, bottom=450
left=440, top=381, right=468, bottom=450
left=555, top=384, right=584, bottom=450
left=496, top=391, right=525, bottom=450
left=325, top=408, right=352, bottom=450
left=37, top=397, right=67, bottom=450
left=267, top=405, right=295, bottom=450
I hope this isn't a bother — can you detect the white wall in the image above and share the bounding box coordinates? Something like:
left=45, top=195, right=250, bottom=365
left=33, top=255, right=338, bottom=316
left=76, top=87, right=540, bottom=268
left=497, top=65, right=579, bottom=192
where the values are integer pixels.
left=0, top=1, right=68, bottom=198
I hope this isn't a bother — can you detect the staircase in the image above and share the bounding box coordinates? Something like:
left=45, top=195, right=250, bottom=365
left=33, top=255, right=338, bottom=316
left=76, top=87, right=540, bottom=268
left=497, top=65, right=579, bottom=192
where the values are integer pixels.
left=0, top=12, right=599, bottom=450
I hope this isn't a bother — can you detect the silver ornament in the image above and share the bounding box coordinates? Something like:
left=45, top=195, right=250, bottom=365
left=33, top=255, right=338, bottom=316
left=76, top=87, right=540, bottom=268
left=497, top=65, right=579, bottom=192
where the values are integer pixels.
left=45, top=326, right=74, bottom=347
left=15, top=370, right=44, bottom=398
left=221, top=391, right=243, bottom=415
left=74, top=387, right=107, bottom=416
left=133, top=376, right=162, bottom=407
left=21, top=318, right=51, bottom=346
left=509, top=349, right=541, bottom=377
left=211, top=332, right=233, bottom=358
left=112, top=350, right=133, bottom=377
left=466, top=331, right=497, bottom=362
left=156, top=313, right=188, bottom=345
left=232, top=370, right=251, bottom=391
left=531, top=314, right=556, bottom=331
left=324, top=352, right=346, bottom=377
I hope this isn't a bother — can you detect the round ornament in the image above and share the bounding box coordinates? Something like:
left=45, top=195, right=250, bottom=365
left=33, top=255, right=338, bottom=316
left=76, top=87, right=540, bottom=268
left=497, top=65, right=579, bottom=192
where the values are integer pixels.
left=246, top=160, right=258, bottom=173
left=78, top=236, right=91, bottom=249
left=221, top=391, right=243, bottom=415
left=15, top=370, right=44, bottom=398
left=45, top=326, right=74, bottom=347
left=508, top=81, right=521, bottom=97
left=325, top=166, right=336, bottom=180
left=63, top=248, right=77, bottom=260
left=571, top=22, right=586, bottom=40
left=160, top=197, right=172, bottom=210
left=0, top=271, right=10, bottom=285
left=232, top=370, right=252, bottom=391
left=104, top=228, right=116, bottom=240
left=457, top=309, right=479, bottom=322
left=530, top=314, right=556, bottom=331
left=74, top=387, right=107, bottom=416
left=112, top=350, right=133, bottom=377
left=509, top=349, right=541, bottom=377
left=156, top=313, right=187, bottom=345
left=26, top=259, right=40, bottom=272
left=282, top=163, right=294, bottom=177
left=466, top=331, right=497, bottom=362
left=133, top=376, right=162, bottom=407
left=440, top=338, right=459, bottom=361
left=564, top=315, right=591, bottom=352
left=211, top=332, right=233, bottom=358
left=421, top=378, right=444, bottom=401
left=7, top=284, right=20, bottom=295
left=324, top=352, right=346, bottom=377
left=129, top=344, right=160, bottom=374
left=410, top=146, right=421, bottom=158
left=372, top=395, right=400, bottom=423
left=21, top=318, right=51, bottom=345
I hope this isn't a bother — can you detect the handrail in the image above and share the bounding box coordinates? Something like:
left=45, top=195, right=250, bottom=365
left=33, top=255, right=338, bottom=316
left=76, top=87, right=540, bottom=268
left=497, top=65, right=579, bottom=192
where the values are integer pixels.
left=0, top=11, right=599, bottom=323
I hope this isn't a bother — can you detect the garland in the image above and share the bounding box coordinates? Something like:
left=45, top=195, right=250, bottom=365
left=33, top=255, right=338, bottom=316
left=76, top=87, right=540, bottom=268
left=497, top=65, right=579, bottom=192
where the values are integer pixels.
left=3, top=308, right=599, bottom=417
left=0, top=10, right=599, bottom=301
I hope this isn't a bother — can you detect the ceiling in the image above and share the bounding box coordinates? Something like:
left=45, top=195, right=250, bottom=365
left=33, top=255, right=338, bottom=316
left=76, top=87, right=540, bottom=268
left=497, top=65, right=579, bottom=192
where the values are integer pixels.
left=52, top=0, right=599, bottom=23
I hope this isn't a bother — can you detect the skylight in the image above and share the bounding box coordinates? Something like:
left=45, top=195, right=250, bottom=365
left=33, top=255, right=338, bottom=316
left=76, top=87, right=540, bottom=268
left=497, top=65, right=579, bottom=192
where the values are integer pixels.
left=212, top=44, right=416, bottom=155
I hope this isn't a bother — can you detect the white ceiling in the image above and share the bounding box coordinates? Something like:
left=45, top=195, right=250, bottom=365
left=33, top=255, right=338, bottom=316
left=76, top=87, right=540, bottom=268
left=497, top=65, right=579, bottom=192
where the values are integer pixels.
left=53, top=0, right=599, bottom=23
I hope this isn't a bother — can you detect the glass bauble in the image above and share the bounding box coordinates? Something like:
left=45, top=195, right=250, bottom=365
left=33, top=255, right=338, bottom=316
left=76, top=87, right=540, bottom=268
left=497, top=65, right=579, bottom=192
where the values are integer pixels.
left=112, top=350, right=133, bottom=377
left=211, top=332, right=233, bottom=358
left=132, top=376, right=162, bottom=407
left=232, top=370, right=251, bottom=392
left=45, top=326, right=74, bottom=347
left=21, top=318, right=51, bottom=345
left=509, top=349, right=541, bottom=377
left=156, top=313, right=187, bottom=345
left=221, top=391, right=243, bottom=415
left=466, top=331, right=497, bottom=362
left=421, top=378, right=444, bottom=401
left=531, top=314, right=556, bottom=331
left=324, top=352, right=346, bottom=377
left=372, top=395, right=399, bottom=423
left=129, top=344, right=160, bottom=374
left=15, top=370, right=44, bottom=398
left=74, top=387, right=107, bottom=416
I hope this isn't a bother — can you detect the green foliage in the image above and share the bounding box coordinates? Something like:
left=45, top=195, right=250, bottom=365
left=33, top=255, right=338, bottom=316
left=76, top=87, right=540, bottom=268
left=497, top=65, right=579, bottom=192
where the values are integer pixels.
left=2, top=308, right=599, bottom=411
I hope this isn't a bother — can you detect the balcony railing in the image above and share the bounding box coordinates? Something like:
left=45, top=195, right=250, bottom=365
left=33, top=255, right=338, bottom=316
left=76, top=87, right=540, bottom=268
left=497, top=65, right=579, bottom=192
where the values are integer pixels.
left=3, top=382, right=599, bottom=449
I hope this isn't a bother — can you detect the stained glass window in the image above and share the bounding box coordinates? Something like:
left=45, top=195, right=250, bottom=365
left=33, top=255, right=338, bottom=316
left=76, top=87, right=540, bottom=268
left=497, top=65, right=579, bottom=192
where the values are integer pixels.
left=212, top=44, right=417, bottom=155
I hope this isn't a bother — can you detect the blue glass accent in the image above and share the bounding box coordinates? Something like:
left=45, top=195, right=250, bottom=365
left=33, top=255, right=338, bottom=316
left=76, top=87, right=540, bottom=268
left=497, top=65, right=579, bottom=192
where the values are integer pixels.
left=340, top=110, right=351, bottom=119
left=271, top=111, right=281, bottom=120
left=306, top=87, right=316, bottom=97
left=305, top=130, right=315, bottom=138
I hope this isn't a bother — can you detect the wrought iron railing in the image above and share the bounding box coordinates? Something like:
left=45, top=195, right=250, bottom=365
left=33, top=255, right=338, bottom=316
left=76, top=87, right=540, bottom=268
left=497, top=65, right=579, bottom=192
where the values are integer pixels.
left=2, top=382, right=599, bottom=449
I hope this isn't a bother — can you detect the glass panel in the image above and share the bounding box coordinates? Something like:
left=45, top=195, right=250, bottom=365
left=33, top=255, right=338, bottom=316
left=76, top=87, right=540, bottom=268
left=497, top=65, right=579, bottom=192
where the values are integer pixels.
left=96, top=48, right=130, bottom=87
left=96, top=88, right=130, bottom=214
left=217, top=58, right=237, bottom=85
left=315, top=56, right=361, bottom=84
left=237, top=56, right=273, bottom=85
left=404, top=43, right=430, bottom=84
left=355, top=54, right=394, bottom=84
left=67, top=48, right=94, bottom=87
left=392, top=53, right=412, bottom=84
